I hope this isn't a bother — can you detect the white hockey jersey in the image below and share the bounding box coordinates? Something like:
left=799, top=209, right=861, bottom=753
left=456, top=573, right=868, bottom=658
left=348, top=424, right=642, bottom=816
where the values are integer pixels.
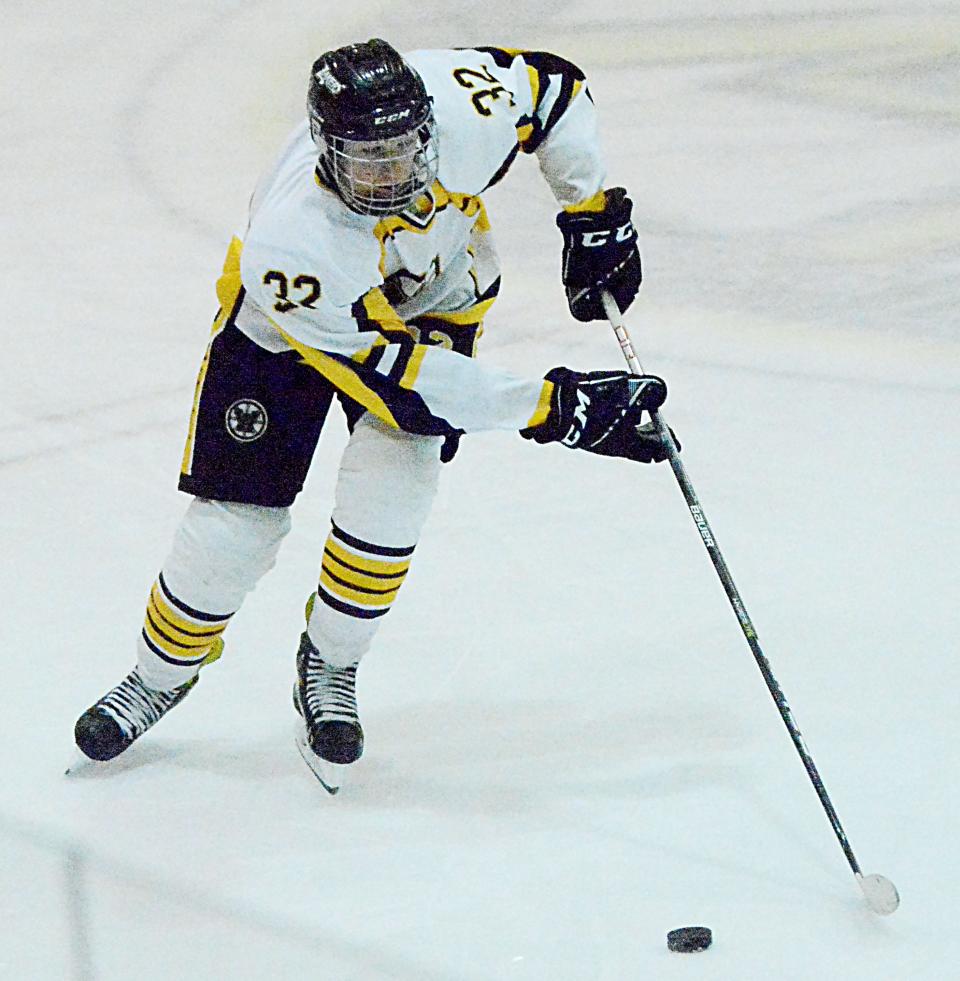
left=214, top=46, right=608, bottom=439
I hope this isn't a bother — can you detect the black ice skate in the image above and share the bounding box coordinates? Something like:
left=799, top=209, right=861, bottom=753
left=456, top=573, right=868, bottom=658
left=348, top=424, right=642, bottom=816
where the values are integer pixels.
left=73, top=639, right=222, bottom=763
left=293, top=630, right=363, bottom=794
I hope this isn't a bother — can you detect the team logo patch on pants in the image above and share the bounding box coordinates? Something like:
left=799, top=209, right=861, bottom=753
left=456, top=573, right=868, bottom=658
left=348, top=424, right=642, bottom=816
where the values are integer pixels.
left=179, top=324, right=337, bottom=506
left=225, top=399, right=268, bottom=442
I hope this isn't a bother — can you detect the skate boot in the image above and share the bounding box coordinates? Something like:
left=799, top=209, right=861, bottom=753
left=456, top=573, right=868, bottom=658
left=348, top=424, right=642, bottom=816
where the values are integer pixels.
left=293, top=630, right=363, bottom=794
left=74, top=639, right=223, bottom=762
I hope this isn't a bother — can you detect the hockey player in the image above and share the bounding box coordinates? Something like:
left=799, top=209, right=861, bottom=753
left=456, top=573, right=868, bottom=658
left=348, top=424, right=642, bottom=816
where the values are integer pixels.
left=73, top=39, right=674, bottom=792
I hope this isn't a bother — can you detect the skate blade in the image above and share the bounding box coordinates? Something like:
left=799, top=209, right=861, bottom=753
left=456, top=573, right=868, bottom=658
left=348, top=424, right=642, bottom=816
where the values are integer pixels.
left=295, top=730, right=349, bottom=795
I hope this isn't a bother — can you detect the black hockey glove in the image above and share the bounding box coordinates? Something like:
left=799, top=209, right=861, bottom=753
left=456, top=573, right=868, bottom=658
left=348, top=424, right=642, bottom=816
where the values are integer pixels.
left=556, top=187, right=642, bottom=322
left=520, top=367, right=677, bottom=463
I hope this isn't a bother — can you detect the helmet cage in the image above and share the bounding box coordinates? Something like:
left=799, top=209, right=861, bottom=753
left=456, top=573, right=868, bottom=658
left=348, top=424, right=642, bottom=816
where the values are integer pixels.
left=313, top=116, right=438, bottom=217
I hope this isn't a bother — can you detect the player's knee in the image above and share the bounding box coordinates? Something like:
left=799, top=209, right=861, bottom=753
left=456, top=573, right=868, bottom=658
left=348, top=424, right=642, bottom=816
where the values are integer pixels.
left=348, top=414, right=442, bottom=475
left=335, top=417, right=442, bottom=540
left=164, top=498, right=291, bottom=610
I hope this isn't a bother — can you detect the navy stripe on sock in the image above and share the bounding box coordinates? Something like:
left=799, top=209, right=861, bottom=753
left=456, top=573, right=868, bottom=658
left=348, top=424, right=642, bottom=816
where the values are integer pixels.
left=158, top=572, right=234, bottom=623
left=329, top=522, right=415, bottom=558
left=321, top=567, right=400, bottom=597
left=151, top=602, right=224, bottom=637
left=317, top=585, right=390, bottom=620
left=141, top=629, right=209, bottom=667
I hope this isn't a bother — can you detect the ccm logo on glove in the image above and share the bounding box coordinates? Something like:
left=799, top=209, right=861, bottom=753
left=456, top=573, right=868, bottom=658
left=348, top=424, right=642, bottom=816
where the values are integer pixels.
left=560, top=390, right=592, bottom=446
left=557, top=187, right=642, bottom=321
left=580, top=223, right=635, bottom=248
left=521, top=368, right=677, bottom=464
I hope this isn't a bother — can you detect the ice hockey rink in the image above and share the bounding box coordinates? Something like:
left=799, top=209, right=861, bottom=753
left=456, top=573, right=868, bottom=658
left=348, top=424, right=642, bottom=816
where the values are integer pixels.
left=2, top=0, right=958, bottom=977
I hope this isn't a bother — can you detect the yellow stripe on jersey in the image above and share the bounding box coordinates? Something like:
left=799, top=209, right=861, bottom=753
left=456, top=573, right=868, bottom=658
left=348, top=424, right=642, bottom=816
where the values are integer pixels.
left=526, top=65, right=541, bottom=111
left=373, top=189, right=441, bottom=275
left=351, top=335, right=389, bottom=364
left=215, top=237, right=244, bottom=315
left=374, top=183, right=489, bottom=266
left=441, top=188, right=491, bottom=232
left=526, top=380, right=555, bottom=429
left=415, top=297, right=496, bottom=328
left=357, top=287, right=409, bottom=336
left=374, top=208, right=435, bottom=243
left=324, top=537, right=411, bottom=577
left=399, top=343, right=427, bottom=389
left=475, top=47, right=587, bottom=153
left=275, top=325, right=401, bottom=430
left=181, top=237, right=245, bottom=475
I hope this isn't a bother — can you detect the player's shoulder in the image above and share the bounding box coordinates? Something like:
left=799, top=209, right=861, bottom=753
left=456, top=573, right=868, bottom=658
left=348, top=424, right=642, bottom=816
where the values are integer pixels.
left=406, top=46, right=535, bottom=118
left=406, top=46, right=528, bottom=85
left=404, top=47, right=534, bottom=195
left=242, top=124, right=381, bottom=307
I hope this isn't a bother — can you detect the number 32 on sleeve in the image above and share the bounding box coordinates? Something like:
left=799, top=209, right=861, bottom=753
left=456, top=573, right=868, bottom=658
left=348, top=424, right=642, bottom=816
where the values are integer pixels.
left=452, top=65, right=516, bottom=117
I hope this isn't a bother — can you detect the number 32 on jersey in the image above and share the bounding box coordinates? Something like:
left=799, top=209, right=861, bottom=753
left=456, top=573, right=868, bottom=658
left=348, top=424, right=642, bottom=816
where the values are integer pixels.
left=263, top=270, right=321, bottom=313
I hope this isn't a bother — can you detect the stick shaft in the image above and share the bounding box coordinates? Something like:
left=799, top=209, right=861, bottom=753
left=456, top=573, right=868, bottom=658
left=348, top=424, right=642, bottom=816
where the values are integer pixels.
left=601, top=292, right=863, bottom=878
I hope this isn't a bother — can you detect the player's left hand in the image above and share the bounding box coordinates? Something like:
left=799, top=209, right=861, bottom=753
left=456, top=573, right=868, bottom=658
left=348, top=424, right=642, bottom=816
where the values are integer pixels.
left=556, top=187, right=642, bottom=322
left=520, top=367, right=677, bottom=463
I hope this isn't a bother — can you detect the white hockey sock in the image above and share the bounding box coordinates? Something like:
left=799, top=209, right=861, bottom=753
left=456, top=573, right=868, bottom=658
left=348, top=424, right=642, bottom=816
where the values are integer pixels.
left=308, top=523, right=415, bottom=667
left=137, top=498, right=291, bottom=690
left=307, top=414, right=441, bottom=668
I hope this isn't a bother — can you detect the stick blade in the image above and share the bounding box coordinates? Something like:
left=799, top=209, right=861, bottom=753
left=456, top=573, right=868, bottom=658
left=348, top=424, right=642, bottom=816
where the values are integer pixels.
left=858, top=873, right=900, bottom=915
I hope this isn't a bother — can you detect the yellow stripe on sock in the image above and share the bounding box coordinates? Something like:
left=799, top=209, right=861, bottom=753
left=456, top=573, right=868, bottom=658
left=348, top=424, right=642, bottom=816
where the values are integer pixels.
left=324, top=538, right=411, bottom=577
left=319, top=569, right=400, bottom=608
left=150, top=585, right=230, bottom=638
left=322, top=551, right=407, bottom=592
left=143, top=616, right=216, bottom=661
left=145, top=611, right=215, bottom=650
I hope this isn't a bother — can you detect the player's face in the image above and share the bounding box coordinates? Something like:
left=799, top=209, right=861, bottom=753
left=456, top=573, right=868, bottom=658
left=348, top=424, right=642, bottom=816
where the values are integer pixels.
left=329, top=124, right=438, bottom=216
left=350, top=137, right=418, bottom=202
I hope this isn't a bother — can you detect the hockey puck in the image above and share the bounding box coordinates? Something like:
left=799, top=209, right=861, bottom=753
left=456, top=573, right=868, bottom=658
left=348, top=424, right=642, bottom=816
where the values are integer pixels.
left=667, top=926, right=712, bottom=952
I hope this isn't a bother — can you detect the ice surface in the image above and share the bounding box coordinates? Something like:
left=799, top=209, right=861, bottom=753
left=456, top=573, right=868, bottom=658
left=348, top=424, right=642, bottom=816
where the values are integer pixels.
left=1, top=2, right=957, bottom=978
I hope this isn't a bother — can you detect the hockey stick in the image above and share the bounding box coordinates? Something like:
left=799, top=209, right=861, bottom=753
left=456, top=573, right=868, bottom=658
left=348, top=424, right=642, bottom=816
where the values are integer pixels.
left=601, top=290, right=899, bottom=915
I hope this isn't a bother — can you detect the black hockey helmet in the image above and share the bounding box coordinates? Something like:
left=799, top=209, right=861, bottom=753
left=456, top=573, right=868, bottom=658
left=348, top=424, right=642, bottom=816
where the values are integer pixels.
left=307, top=39, right=439, bottom=216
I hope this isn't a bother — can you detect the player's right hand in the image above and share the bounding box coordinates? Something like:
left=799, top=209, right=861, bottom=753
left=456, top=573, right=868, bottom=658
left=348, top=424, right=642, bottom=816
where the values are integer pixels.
left=556, top=187, right=642, bottom=322
left=520, top=367, right=678, bottom=463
